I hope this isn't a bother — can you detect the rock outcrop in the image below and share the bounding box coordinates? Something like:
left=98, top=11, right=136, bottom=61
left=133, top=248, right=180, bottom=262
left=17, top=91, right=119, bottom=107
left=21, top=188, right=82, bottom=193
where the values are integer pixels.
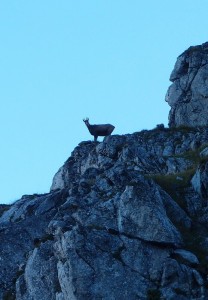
left=166, top=42, right=208, bottom=127
left=2, top=43, right=208, bottom=299
left=1, top=126, right=208, bottom=299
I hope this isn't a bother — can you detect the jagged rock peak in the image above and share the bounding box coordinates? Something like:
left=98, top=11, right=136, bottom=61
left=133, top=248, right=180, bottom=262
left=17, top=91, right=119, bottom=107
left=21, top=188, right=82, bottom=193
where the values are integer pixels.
left=166, top=41, right=208, bottom=127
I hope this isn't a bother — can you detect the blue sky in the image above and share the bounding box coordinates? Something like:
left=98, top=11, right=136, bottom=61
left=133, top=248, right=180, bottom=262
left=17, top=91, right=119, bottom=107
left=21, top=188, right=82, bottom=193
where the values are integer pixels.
left=1, top=1, right=208, bottom=204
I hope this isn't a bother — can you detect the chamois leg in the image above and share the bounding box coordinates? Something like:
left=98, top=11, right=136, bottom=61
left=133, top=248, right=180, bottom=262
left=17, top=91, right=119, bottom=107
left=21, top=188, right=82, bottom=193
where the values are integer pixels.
left=94, top=135, right=98, bottom=142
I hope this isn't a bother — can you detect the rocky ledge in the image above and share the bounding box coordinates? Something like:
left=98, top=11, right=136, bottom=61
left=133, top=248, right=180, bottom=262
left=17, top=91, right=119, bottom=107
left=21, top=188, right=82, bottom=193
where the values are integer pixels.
left=1, top=125, right=208, bottom=299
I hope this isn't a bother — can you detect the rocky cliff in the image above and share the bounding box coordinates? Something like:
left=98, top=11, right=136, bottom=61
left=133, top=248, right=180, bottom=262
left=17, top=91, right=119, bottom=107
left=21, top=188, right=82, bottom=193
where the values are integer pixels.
left=166, top=42, right=208, bottom=127
left=2, top=44, right=208, bottom=300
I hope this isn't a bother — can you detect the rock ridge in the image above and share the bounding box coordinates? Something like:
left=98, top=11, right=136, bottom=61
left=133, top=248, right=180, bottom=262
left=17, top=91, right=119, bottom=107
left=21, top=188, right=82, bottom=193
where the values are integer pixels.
left=1, top=126, right=208, bottom=299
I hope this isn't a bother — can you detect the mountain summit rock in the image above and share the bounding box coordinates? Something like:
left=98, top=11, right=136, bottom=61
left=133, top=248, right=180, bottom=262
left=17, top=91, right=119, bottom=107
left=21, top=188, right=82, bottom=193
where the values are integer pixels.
left=166, top=42, right=208, bottom=127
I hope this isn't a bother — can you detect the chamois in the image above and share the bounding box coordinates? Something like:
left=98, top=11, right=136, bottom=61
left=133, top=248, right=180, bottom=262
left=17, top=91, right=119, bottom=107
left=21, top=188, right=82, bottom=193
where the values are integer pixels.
left=83, top=118, right=115, bottom=142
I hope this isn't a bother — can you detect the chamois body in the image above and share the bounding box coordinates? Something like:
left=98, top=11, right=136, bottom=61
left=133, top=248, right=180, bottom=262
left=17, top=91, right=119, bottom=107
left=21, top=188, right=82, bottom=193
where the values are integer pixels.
left=83, top=118, right=115, bottom=141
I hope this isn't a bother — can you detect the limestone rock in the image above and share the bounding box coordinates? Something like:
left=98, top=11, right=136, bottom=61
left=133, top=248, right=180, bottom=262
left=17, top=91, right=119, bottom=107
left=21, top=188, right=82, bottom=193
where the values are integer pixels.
left=166, top=42, right=208, bottom=127
left=16, top=241, right=59, bottom=300
left=117, top=184, right=182, bottom=246
left=191, top=161, right=208, bottom=199
left=2, top=126, right=208, bottom=299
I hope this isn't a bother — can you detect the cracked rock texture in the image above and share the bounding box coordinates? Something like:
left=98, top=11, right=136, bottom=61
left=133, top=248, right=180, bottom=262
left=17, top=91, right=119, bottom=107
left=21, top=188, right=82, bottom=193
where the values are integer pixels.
left=166, top=41, right=208, bottom=127
left=1, top=126, right=208, bottom=300
left=2, top=43, right=208, bottom=299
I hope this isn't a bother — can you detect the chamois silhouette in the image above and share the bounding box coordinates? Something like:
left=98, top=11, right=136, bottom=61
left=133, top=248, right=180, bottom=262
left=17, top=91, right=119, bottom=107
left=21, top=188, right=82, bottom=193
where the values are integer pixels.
left=83, top=118, right=115, bottom=142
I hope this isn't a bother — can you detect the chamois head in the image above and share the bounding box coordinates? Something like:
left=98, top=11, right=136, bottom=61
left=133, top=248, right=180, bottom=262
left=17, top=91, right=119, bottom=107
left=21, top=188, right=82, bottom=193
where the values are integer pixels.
left=83, top=117, right=89, bottom=126
left=83, top=118, right=115, bottom=142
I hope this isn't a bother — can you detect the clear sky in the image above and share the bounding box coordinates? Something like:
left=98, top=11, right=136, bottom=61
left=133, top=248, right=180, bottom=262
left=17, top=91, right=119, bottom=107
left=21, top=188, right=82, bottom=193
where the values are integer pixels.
left=1, top=1, right=208, bottom=204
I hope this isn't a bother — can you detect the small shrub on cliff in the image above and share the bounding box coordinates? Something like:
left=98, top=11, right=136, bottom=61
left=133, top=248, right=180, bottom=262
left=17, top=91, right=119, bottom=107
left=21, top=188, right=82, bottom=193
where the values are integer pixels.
left=149, top=168, right=195, bottom=191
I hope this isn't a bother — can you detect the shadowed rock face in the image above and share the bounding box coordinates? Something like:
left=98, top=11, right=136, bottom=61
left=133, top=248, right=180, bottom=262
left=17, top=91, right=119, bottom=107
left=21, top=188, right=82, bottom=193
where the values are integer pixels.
left=166, top=42, right=208, bottom=127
